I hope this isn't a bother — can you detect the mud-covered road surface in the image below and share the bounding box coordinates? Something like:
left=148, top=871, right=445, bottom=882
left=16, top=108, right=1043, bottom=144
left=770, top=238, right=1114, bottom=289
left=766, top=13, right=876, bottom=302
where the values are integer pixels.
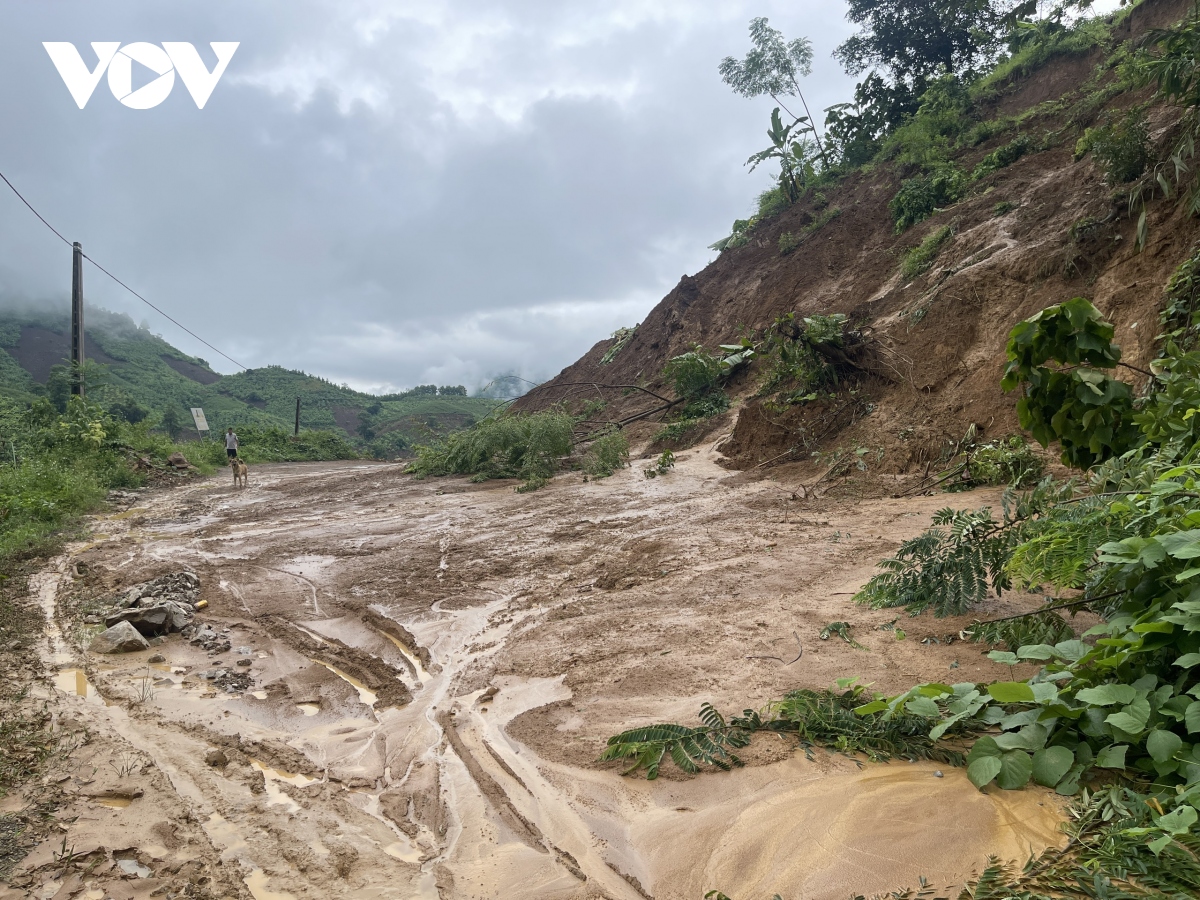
left=12, top=450, right=1069, bottom=900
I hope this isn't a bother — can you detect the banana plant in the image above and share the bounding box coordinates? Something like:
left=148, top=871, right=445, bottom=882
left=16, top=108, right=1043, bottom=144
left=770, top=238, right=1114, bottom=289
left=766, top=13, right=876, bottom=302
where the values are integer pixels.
left=746, top=108, right=817, bottom=202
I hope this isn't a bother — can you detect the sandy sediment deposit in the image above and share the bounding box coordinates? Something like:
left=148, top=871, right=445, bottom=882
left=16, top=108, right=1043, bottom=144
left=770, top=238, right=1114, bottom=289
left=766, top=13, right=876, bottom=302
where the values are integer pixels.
left=8, top=455, right=1069, bottom=899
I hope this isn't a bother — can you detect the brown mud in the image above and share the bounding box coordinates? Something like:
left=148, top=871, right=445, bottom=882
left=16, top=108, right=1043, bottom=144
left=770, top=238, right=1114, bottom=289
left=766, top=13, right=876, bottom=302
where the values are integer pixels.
left=7, top=457, right=1070, bottom=900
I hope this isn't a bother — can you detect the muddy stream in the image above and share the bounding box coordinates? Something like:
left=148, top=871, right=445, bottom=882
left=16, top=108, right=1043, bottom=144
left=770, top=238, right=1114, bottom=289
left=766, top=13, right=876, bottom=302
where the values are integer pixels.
left=26, top=451, right=1067, bottom=899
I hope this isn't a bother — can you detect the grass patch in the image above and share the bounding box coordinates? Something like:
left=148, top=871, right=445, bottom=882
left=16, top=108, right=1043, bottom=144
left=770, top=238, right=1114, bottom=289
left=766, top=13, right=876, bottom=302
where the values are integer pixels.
left=779, top=207, right=841, bottom=256
left=890, top=168, right=965, bottom=232
left=900, top=226, right=954, bottom=280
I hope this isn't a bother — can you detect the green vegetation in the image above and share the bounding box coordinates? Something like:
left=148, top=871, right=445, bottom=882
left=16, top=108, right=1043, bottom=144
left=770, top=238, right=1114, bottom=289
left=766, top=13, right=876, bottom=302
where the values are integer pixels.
left=756, top=312, right=850, bottom=404
left=992, top=199, right=1017, bottom=217
left=600, top=326, right=637, bottom=365
left=407, top=409, right=575, bottom=492
left=1077, top=108, right=1151, bottom=183
left=0, top=396, right=189, bottom=565
left=971, top=133, right=1032, bottom=179
left=1002, top=296, right=1139, bottom=468
left=890, top=167, right=966, bottom=232
left=643, top=449, right=675, bottom=479
left=778, top=207, right=840, bottom=255
left=581, top=427, right=629, bottom=479
left=602, top=679, right=964, bottom=780
left=900, top=225, right=954, bottom=280
left=0, top=307, right=499, bottom=458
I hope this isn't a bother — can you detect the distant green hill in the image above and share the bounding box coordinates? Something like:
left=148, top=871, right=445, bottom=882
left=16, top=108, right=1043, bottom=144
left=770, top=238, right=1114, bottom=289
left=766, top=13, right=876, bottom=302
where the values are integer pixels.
left=0, top=305, right=501, bottom=456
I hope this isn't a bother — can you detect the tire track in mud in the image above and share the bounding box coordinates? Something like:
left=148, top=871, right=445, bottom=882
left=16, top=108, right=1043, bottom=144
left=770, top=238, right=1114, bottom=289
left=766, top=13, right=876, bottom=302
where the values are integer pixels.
left=33, top=460, right=1074, bottom=900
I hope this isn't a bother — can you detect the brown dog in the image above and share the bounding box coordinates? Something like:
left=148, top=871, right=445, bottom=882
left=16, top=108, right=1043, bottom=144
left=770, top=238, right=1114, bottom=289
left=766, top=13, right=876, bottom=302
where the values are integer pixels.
left=230, top=457, right=249, bottom=488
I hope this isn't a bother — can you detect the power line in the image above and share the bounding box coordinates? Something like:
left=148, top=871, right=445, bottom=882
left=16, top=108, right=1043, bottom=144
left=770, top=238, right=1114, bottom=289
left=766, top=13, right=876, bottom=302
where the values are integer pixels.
left=0, top=167, right=249, bottom=371
left=0, top=170, right=72, bottom=247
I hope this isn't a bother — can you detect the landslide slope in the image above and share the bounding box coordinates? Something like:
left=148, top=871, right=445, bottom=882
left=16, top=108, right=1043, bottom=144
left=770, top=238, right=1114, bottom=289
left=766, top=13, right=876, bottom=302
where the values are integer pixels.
left=519, top=0, right=1198, bottom=475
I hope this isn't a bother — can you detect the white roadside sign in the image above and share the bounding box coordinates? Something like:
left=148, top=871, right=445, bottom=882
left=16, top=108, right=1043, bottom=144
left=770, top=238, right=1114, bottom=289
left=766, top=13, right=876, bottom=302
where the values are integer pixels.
left=190, top=407, right=209, bottom=432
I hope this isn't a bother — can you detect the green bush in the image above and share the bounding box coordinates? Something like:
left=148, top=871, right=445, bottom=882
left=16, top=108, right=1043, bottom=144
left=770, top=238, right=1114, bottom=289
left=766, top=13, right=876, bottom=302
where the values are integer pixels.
left=900, top=225, right=953, bottom=280
left=1081, top=109, right=1150, bottom=184
left=581, top=428, right=629, bottom=478
left=663, top=347, right=725, bottom=399
left=992, top=200, right=1017, bottom=217
left=222, top=426, right=359, bottom=464
left=971, top=134, right=1032, bottom=180
left=889, top=166, right=965, bottom=232
left=967, top=436, right=1043, bottom=488
left=406, top=409, right=574, bottom=491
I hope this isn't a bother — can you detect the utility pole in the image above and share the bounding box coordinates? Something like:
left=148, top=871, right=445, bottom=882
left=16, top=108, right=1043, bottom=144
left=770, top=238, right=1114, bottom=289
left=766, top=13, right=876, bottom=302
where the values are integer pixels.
left=70, top=241, right=84, bottom=396
left=295, top=397, right=300, bottom=436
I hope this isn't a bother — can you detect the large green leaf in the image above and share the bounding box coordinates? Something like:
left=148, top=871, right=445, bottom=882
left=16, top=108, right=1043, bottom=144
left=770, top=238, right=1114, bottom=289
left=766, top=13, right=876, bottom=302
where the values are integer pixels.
left=1032, top=746, right=1074, bottom=787
left=996, top=750, right=1034, bottom=789
left=1075, top=684, right=1138, bottom=706
left=1096, top=744, right=1128, bottom=768
left=968, top=755, right=1003, bottom=789
left=1186, top=700, right=1200, bottom=734
left=988, top=682, right=1036, bottom=703
left=1147, top=729, right=1184, bottom=763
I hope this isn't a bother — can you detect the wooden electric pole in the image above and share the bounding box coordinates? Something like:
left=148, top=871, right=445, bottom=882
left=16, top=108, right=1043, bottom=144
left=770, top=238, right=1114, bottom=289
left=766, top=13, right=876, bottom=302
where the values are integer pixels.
left=295, top=397, right=300, bottom=436
left=70, top=241, right=84, bottom=396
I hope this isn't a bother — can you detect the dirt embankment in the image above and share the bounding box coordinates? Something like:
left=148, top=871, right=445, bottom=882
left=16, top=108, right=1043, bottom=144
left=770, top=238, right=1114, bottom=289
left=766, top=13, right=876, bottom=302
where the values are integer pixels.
left=518, top=0, right=1199, bottom=475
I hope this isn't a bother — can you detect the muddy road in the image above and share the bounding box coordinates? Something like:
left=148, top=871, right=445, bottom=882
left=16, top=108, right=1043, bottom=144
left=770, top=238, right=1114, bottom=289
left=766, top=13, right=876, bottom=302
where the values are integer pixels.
left=13, top=450, right=1068, bottom=900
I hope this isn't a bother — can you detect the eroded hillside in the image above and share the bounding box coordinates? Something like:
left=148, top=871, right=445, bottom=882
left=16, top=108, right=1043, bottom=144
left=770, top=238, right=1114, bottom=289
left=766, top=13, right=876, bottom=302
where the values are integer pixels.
left=520, top=0, right=1198, bottom=476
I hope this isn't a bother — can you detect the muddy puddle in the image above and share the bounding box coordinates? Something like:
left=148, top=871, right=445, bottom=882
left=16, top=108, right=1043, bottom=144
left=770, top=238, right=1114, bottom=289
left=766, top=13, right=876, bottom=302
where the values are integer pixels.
left=32, top=458, right=1070, bottom=899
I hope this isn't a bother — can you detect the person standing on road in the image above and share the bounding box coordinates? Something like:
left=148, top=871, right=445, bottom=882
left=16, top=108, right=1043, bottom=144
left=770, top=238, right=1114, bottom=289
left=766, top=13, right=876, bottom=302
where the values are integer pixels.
left=225, top=427, right=239, bottom=459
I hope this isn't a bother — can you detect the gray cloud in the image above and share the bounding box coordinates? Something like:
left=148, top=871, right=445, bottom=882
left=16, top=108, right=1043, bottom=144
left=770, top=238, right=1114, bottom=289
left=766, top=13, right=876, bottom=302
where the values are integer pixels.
left=0, top=0, right=860, bottom=391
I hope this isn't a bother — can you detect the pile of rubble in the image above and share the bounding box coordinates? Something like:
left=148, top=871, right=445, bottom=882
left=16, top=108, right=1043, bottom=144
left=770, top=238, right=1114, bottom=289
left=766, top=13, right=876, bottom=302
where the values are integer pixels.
left=87, top=572, right=203, bottom=654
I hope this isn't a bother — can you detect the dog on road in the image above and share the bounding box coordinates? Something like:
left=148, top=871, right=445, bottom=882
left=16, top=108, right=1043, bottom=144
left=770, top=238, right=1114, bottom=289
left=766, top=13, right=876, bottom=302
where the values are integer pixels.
left=230, top=457, right=249, bottom=488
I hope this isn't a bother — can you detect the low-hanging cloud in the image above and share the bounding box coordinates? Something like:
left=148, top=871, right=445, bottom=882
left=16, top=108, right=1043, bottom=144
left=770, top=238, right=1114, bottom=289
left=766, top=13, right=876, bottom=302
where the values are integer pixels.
left=0, top=0, right=858, bottom=392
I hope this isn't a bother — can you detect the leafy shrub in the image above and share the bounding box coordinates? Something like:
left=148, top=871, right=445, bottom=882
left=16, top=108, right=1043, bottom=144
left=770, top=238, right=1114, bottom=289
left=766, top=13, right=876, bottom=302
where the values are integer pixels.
left=899, top=225, right=953, bottom=280
left=971, top=133, right=1032, bottom=180
left=406, top=409, right=574, bottom=491
left=1002, top=297, right=1139, bottom=468
left=228, top=425, right=359, bottom=464
left=889, top=166, right=965, bottom=232
left=878, top=75, right=972, bottom=172
left=581, top=427, right=629, bottom=478
left=778, top=231, right=801, bottom=255
left=643, top=450, right=675, bottom=479
left=992, top=200, right=1017, bottom=217
left=966, top=436, right=1043, bottom=488
left=663, top=347, right=725, bottom=399
left=1079, top=109, right=1150, bottom=183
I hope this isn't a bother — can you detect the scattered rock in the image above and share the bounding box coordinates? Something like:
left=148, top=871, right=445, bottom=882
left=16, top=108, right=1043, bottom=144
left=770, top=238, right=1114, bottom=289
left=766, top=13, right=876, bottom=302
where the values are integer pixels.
left=105, top=600, right=193, bottom=636
left=147, top=653, right=165, bottom=664
left=4, top=639, right=21, bottom=652
left=89, top=621, right=151, bottom=654
left=204, top=748, right=228, bottom=768
left=166, top=452, right=191, bottom=470
left=236, top=659, right=252, bottom=668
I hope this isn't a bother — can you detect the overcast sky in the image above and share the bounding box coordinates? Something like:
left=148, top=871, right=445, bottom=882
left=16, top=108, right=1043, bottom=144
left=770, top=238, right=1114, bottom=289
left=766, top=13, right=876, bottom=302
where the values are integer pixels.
left=0, top=1, right=1119, bottom=394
